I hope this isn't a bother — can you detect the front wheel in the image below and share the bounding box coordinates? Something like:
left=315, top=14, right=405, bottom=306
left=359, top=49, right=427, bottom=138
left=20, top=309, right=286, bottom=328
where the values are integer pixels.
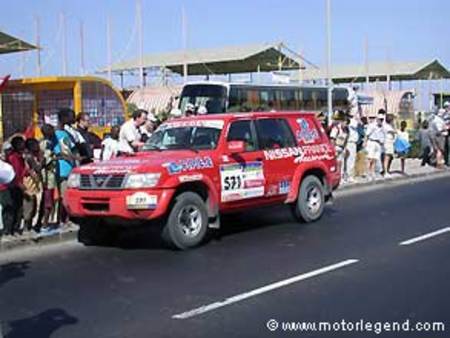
left=161, top=192, right=209, bottom=250
left=291, top=175, right=325, bottom=223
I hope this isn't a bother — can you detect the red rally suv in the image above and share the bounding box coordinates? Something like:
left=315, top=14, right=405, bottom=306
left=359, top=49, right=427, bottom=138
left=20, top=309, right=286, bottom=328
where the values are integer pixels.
left=64, top=112, right=340, bottom=249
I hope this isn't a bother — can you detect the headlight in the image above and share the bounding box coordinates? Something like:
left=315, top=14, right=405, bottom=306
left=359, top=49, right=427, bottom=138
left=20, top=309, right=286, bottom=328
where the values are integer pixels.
left=124, top=173, right=161, bottom=189
left=67, top=173, right=80, bottom=188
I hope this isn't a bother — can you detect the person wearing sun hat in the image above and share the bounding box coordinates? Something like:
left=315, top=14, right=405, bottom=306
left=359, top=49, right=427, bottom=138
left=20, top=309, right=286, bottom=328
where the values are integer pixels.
left=365, top=113, right=385, bottom=180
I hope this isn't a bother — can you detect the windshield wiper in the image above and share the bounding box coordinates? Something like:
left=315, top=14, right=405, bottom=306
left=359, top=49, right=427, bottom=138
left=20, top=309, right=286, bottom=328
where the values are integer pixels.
left=143, top=145, right=163, bottom=152
left=183, top=145, right=199, bottom=153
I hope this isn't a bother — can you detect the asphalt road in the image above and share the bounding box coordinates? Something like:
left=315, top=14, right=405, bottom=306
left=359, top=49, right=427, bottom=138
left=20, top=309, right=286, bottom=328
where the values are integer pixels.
left=1, top=177, right=449, bottom=338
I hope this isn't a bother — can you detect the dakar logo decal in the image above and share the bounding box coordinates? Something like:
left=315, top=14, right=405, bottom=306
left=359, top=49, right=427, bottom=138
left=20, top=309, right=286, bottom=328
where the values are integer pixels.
left=296, top=118, right=319, bottom=144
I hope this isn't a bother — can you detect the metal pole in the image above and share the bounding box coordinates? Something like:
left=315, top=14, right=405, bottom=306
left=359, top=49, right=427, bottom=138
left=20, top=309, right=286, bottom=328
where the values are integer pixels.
left=61, top=12, right=67, bottom=76
left=326, top=0, right=333, bottom=125
left=80, top=20, right=85, bottom=75
left=107, top=17, right=112, bottom=82
left=182, top=6, right=188, bottom=84
left=440, top=77, right=444, bottom=108
left=364, top=36, right=369, bottom=85
left=35, top=16, right=42, bottom=76
left=137, top=0, right=144, bottom=88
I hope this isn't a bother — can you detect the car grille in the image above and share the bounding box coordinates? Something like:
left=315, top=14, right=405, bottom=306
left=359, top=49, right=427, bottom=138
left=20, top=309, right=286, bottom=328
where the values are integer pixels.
left=80, top=174, right=126, bottom=190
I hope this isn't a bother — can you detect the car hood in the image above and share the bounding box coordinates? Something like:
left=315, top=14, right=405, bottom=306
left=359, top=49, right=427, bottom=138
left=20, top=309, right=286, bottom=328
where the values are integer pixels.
left=74, top=151, right=214, bottom=175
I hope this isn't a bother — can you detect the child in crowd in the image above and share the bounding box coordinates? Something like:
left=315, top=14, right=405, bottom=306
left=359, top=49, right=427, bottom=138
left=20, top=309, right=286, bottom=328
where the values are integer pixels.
left=6, top=136, right=27, bottom=236
left=23, top=138, right=43, bottom=232
left=0, top=150, right=15, bottom=238
left=397, top=121, right=409, bottom=174
left=39, top=124, right=58, bottom=231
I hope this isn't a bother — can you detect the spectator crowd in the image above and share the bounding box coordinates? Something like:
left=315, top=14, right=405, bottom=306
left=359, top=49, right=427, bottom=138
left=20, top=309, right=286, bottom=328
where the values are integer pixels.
left=328, top=102, right=450, bottom=183
left=0, top=102, right=450, bottom=241
left=0, top=107, right=157, bottom=240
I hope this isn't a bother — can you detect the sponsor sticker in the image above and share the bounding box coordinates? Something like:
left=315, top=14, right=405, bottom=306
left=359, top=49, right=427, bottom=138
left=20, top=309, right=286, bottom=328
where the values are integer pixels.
left=126, top=192, right=157, bottom=210
left=264, top=146, right=304, bottom=161
left=294, top=144, right=335, bottom=163
left=178, top=174, right=203, bottom=182
left=279, top=180, right=291, bottom=194
left=159, top=120, right=224, bottom=130
left=296, top=118, right=319, bottom=144
left=163, top=156, right=214, bottom=175
left=220, top=162, right=265, bottom=202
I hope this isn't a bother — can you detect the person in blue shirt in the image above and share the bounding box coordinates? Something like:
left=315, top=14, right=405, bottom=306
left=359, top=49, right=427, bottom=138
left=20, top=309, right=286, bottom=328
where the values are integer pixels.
left=53, top=109, right=79, bottom=225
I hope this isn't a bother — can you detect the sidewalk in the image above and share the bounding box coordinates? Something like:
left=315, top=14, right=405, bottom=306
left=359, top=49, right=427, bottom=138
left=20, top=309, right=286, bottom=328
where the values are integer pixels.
left=0, top=224, right=79, bottom=252
left=339, top=158, right=447, bottom=190
left=1, top=159, right=449, bottom=252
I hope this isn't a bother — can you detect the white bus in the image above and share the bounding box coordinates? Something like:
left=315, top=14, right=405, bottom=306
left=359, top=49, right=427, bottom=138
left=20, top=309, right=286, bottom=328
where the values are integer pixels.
left=177, top=82, right=359, bottom=116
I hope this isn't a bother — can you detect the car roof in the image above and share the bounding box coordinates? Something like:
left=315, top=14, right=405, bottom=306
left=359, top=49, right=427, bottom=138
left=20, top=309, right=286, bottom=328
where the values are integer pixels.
left=173, top=111, right=318, bottom=123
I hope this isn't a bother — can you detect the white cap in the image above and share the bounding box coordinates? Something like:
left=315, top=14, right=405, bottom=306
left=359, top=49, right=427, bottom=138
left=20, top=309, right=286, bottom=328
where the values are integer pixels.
left=147, top=113, right=157, bottom=122
left=186, top=103, right=195, bottom=111
left=444, top=101, right=450, bottom=108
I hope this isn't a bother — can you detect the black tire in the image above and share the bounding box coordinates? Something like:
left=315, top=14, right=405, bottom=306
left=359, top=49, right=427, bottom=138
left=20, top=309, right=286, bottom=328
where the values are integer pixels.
left=78, top=219, right=118, bottom=246
left=161, top=192, right=208, bottom=250
left=291, top=175, right=325, bottom=223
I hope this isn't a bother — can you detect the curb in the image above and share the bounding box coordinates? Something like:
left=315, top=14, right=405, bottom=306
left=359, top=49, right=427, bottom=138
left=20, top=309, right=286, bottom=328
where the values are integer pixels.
left=336, top=168, right=450, bottom=196
left=0, top=228, right=78, bottom=253
left=1, top=169, right=449, bottom=253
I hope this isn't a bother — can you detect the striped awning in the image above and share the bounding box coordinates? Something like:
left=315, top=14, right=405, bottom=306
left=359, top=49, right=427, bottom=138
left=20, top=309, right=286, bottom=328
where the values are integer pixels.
left=127, top=86, right=182, bottom=114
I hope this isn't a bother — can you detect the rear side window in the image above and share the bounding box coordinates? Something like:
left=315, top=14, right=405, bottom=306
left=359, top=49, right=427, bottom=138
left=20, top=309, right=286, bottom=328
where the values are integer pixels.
left=227, top=120, right=257, bottom=151
left=255, top=118, right=296, bottom=150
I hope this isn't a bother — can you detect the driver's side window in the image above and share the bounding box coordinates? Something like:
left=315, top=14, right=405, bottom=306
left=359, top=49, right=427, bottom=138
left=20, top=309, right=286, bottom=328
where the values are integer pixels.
left=227, top=120, right=257, bottom=152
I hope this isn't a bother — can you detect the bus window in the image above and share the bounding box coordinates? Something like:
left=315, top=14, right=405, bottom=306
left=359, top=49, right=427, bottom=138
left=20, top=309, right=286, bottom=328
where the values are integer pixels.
left=333, top=88, right=349, bottom=111
left=259, top=90, right=270, bottom=111
left=179, top=84, right=227, bottom=114
left=296, top=89, right=304, bottom=110
left=316, top=88, right=327, bottom=112
left=303, top=88, right=313, bottom=110
left=285, top=88, right=297, bottom=110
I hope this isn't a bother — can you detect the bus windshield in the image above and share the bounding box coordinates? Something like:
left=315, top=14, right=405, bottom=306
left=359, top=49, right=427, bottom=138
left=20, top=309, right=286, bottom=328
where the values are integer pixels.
left=179, top=84, right=227, bottom=114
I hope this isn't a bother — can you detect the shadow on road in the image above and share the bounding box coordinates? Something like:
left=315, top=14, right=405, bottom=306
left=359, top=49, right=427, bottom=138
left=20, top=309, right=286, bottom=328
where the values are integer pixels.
left=0, top=261, right=30, bottom=288
left=2, top=308, right=78, bottom=338
left=87, top=203, right=335, bottom=250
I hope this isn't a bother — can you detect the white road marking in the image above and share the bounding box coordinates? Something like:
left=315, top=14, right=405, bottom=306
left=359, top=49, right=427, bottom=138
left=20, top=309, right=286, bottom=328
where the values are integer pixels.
left=399, top=227, right=450, bottom=246
left=172, top=259, right=359, bottom=320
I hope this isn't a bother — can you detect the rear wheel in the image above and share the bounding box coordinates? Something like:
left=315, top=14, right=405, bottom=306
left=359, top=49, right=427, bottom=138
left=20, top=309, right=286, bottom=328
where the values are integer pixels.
left=291, top=175, right=325, bottom=223
left=78, top=219, right=118, bottom=246
left=161, top=192, right=208, bottom=250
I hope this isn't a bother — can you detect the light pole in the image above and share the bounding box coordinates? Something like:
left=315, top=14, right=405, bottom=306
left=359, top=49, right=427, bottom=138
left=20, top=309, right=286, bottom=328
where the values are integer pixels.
left=326, top=0, right=333, bottom=126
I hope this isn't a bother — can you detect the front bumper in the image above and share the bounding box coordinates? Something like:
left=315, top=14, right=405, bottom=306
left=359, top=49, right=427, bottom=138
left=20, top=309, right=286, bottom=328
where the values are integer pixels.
left=64, top=188, right=176, bottom=220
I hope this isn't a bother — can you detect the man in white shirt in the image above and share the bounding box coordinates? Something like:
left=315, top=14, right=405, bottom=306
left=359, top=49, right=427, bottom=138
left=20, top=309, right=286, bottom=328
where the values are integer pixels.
left=0, top=158, right=15, bottom=235
left=0, top=158, right=15, bottom=185
left=365, top=114, right=385, bottom=180
left=431, top=109, right=447, bottom=168
left=119, top=109, right=147, bottom=153
left=345, top=111, right=360, bottom=182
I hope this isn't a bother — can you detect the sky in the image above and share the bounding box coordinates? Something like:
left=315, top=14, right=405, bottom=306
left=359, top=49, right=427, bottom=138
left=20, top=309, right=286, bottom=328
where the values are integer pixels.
left=1, top=0, right=449, bottom=93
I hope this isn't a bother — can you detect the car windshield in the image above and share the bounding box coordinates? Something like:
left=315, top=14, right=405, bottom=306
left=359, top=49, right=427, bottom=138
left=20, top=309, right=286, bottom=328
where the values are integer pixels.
left=179, top=84, right=227, bottom=114
left=142, top=125, right=222, bottom=151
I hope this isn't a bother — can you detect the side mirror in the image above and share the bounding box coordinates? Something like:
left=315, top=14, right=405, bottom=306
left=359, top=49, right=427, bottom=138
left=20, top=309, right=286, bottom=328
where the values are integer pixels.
left=227, top=140, right=245, bottom=154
